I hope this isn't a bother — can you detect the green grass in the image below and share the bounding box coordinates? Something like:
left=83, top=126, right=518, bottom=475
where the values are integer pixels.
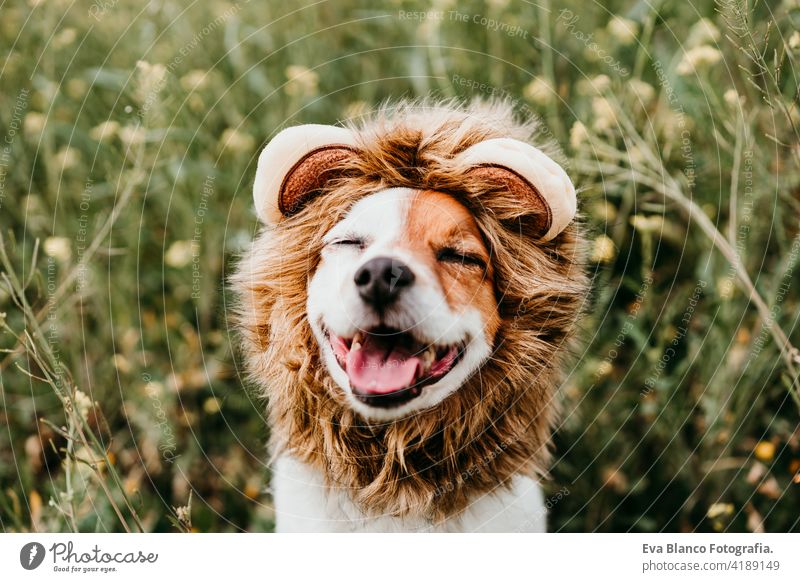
left=1, top=0, right=799, bottom=532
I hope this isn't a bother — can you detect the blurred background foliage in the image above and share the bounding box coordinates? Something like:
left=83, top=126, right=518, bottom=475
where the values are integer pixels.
left=0, top=0, right=798, bottom=532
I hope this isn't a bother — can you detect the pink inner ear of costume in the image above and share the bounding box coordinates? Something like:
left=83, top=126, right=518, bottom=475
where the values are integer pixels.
left=453, top=138, right=576, bottom=240
left=253, top=124, right=359, bottom=225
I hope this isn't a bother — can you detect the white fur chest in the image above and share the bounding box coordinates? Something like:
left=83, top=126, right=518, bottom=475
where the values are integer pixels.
left=270, top=455, right=546, bottom=532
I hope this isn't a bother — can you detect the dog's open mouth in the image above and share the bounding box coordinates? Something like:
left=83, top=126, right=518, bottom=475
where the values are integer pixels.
left=327, top=326, right=464, bottom=407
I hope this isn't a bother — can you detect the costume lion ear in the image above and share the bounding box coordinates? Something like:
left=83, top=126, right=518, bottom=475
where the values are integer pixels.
left=253, top=124, right=359, bottom=224
left=453, top=138, right=576, bottom=240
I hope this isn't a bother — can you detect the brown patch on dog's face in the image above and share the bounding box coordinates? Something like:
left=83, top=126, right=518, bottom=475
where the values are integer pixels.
left=402, top=190, right=500, bottom=343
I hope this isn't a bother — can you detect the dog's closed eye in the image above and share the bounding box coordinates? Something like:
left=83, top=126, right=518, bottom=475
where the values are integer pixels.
left=435, top=247, right=486, bottom=269
left=326, top=237, right=366, bottom=250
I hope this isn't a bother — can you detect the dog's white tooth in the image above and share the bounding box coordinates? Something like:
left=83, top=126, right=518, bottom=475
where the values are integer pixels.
left=420, top=346, right=435, bottom=371
left=352, top=341, right=362, bottom=351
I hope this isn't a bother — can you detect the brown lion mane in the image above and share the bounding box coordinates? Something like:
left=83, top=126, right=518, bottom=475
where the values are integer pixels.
left=232, top=98, right=588, bottom=523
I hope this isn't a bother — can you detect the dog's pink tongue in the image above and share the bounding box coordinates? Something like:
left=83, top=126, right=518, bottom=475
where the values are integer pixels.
left=346, top=338, right=420, bottom=394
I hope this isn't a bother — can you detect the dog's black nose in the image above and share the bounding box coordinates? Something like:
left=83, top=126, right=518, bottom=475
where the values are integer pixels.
left=354, top=257, right=415, bottom=309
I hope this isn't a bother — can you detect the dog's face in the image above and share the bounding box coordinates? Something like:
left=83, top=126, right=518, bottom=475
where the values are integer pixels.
left=245, top=120, right=578, bottom=423
left=307, top=187, right=500, bottom=420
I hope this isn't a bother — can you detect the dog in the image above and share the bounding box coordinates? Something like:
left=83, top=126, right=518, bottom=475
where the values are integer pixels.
left=233, top=100, right=587, bottom=532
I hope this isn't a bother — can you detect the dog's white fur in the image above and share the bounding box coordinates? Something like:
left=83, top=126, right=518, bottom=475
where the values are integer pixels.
left=272, top=455, right=546, bottom=532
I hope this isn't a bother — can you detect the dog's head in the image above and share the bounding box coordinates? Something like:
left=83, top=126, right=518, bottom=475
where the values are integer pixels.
left=248, top=112, right=576, bottom=421
left=309, top=186, right=499, bottom=420
left=233, top=101, right=586, bottom=517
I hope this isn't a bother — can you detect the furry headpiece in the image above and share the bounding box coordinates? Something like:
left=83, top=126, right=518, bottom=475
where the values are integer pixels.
left=233, top=99, right=587, bottom=520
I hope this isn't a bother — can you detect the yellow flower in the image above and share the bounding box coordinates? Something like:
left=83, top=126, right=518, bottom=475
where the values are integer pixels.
left=65, top=79, right=89, bottom=100
left=175, top=505, right=191, bottom=526
left=630, top=214, right=663, bottom=233
left=723, top=89, right=742, bottom=108
left=136, top=60, right=166, bottom=84
left=203, top=397, right=221, bottom=414
left=29, top=490, right=42, bottom=523
left=73, top=389, right=95, bottom=420
left=119, top=125, right=145, bottom=147
left=576, top=74, right=611, bottom=97
left=589, top=200, right=618, bottom=223
left=44, top=237, right=72, bottom=262
left=188, top=94, right=205, bottom=113
left=754, top=441, right=776, bottom=462
left=112, top=354, right=132, bottom=374
left=707, top=502, right=734, bottom=520
left=89, top=120, right=120, bottom=141
left=53, top=28, right=77, bottom=48
left=627, top=146, right=646, bottom=165
left=658, top=110, right=692, bottom=143
left=717, top=277, right=735, bottom=300
left=165, top=240, right=193, bottom=268
left=219, top=128, right=255, bottom=154
left=595, top=360, right=613, bottom=377
left=243, top=479, right=261, bottom=500
left=24, top=112, right=46, bottom=139
left=788, top=31, right=800, bottom=51
left=687, top=18, right=720, bottom=48
left=569, top=121, right=589, bottom=149
left=628, top=79, right=655, bottom=105
left=591, top=235, right=616, bottom=263
left=285, top=65, right=319, bottom=97
left=55, top=147, right=81, bottom=171
left=523, top=77, right=556, bottom=107
left=135, top=60, right=167, bottom=100
left=791, top=459, right=800, bottom=483
left=591, top=97, right=617, bottom=131
left=180, top=70, right=210, bottom=92
left=144, top=380, right=165, bottom=396
left=677, top=45, right=722, bottom=75
left=607, top=16, right=638, bottom=46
